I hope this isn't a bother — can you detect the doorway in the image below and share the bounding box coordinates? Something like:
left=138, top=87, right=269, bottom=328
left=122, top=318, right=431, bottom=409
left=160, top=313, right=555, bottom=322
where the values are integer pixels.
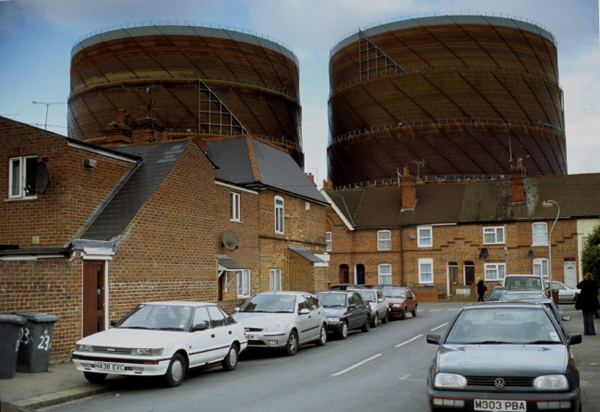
left=564, top=260, right=577, bottom=288
left=356, top=264, right=365, bottom=285
left=340, top=264, right=349, bottom=283
left=83, top=261, right=105, bottom=337
left=464, top=261, right=475, bottom=285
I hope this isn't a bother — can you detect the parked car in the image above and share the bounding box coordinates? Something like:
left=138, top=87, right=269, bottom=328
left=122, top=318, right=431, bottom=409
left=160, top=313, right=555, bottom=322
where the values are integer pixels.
left=551, top=281, right=580, bottom=303
left=487, top=286, right=512, bottom=301
left=329, top=283, right=368, bottom=290
left=370, top=284, right=402, bottom=290
left=72, top=301, right=247, bottom=387
left=499, top=290, right=547, bottom=302
left=522, top=298, right=572, bottom=338
left=232, top=291, right=327, bottom=356
left=426, top=302, right=582, bottom=412
left=502, top=274, right=545, bottom=291
left=381, top=286, right=418, bottom=320
left=314, top=290, right=371, bottom=339
left=351, top=288, right=388, bottom=327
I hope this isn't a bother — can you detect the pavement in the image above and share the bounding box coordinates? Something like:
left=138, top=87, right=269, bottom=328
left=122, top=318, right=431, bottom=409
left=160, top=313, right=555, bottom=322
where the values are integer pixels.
left=0, top=303, right=598, bottom=411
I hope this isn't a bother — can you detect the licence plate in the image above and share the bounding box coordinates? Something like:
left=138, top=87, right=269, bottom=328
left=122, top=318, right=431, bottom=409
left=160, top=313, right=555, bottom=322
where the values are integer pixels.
left=94, top=362, right=125, bottom=372
left=474, top=400, right=526, bottom=411
left=246, top=334, right=256, bottom=340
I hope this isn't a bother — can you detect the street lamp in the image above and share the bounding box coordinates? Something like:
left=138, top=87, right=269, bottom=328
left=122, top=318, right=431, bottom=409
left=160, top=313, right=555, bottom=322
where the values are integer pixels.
left=542, top=200, right=560, bottom=296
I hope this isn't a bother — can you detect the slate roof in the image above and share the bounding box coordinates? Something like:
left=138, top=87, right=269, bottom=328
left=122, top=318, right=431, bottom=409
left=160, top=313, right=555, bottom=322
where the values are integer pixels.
left=207, top=137, right=328, bottom=205
left=81, top=142, right=188, bottom=241
left=324, top=174, right=600, bottom=229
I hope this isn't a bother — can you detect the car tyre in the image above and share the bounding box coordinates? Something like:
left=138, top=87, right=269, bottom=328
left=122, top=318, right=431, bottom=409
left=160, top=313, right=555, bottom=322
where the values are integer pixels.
left=381, top=314, right=388, bottom=324
left=371, top=315, right=378, bottom=328
left=338, top=321, right=349, bottom=339
left=411, top=306, right=417, bottom=317
left=165, top=353, right=186, bottom=387
left=221, top=344, right=238, bottom=371
left=285, top=330, right=299, bottom=356
left=84, top=372, right=107, bottom=383
left=400, top=309, right=406, bottom=320
left=315, top=324, right=327, bottom=346
left=361, top=316, right=371, bottom=332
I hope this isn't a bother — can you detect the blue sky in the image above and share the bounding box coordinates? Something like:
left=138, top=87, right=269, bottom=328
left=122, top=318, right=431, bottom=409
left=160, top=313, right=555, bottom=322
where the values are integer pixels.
left=1, top=0, right=598, bottom=183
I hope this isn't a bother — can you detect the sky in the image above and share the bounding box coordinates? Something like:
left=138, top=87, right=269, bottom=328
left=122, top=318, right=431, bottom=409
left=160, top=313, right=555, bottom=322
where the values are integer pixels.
left=1, top=0, right=599, bottom=185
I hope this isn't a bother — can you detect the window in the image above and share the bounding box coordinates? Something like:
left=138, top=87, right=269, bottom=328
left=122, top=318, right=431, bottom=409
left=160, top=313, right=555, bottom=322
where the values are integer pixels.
left=192, top=307, right=211, bottom=328
left=378, top=230, right=391, bottom=250
left=9, top=156, right=37, bottom=199
left=532, top=222, right=548, bottom=245
left=417, top=226, right=432, bottom=247
left=270, top=269, right=282, bottom=291
left=418, top=259, right=434, bottom=283
left=483, top=226, right=505, bottom=244
left=230, top=192, right=240, bottom=222
left=237, top=269, right=250, bottom=298
left=326, top=232, right=332, bottom=252
left=378, top=264, right=392, bottom=284
left=207, top=306, right=226, bottom=327
left=274, top=196, right=284, bottom=234
left=533, top=258, right=549, bottom=284
left=484, top=263, right=506, bottom=281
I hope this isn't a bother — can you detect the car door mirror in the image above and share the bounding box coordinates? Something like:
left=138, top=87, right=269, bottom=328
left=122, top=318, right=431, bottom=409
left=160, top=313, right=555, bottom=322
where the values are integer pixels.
left=561, top=315, right=571, bottom=322
left=426, top=334, right=441, bottom=345
left=299, top=308, right=310, bottom=315
left=234, top=307, right=240, bottom=312
left=378, top=298, right=384, bottom=303
left=110, top=320, right=119, bottom=327
left=567, top=333, right=582, bottom=345
left=192, top=321, right=209, bottom=331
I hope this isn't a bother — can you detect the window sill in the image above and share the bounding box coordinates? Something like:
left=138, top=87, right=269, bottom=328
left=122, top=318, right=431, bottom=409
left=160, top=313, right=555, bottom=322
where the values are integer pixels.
left=5, top=196, right=38, bottom=202
left=531, top=243, right=549, bottom=247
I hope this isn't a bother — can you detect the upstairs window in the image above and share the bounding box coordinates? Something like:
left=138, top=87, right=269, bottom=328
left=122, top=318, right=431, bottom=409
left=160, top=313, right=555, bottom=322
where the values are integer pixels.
left=378, top=230, right=391, bottom=250
left=483, top=226, right=505, bottom=244
left=417, top=226, right=432, bottom=247
left=532, top=222, right=548, bottom=246
left=230, top=192, right=240, bottom=222
left=326, top=232, right=332, bottom=252
left=275, top=196, right=284, bottom=234
left=9, top=156, right=37, bottom=199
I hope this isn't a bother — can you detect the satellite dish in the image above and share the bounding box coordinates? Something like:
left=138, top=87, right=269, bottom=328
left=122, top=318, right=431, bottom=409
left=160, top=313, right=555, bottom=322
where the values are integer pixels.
left=222, top=230, right=239, bottom=251
left=36, top=162, right=50, bottom=194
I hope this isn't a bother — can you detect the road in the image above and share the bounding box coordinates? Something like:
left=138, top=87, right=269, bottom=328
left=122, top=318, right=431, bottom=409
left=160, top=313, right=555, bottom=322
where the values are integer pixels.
left=44, top=301, right=466, bottom=412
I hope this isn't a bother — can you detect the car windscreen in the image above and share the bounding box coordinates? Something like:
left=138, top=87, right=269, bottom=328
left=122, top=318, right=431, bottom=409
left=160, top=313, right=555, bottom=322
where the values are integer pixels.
left=488, top=288, right=507, bottom=300
left=315, top=293, right=347, bottom=307
left=504, top=277, right=543, bottom=290
left=354, top=290, right=376, bottom=302
left=239, top=294, right=296, bottom=313
left=499, top=292, right=546, bottom=301
left=118, top=304, right=193, bottom=331
left=381, top=288, right=406, bottom=298
left=445, top=307, right=562, bottom=345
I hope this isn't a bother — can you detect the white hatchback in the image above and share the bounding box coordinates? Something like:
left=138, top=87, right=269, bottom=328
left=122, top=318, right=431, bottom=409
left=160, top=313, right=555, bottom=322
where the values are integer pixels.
left=72, top=301, right=247, bottom=387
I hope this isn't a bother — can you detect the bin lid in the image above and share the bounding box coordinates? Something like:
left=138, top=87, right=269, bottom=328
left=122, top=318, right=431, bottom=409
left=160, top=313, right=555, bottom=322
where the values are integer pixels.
left=14, top=312, right=60, bottom=323
left=0, top=314, right=26, bottom=325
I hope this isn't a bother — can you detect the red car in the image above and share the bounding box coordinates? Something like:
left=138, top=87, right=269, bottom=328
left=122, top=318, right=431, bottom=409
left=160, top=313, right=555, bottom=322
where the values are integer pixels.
left=381, top=286, right=418, bottom=320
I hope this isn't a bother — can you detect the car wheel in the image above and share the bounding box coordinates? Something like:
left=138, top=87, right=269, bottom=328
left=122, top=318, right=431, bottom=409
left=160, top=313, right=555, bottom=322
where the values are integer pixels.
left=84, top=372, right=107, bottom=383
left=221, top=344, right=238, bottom=371
left=315, top=324, right=327, bottom=346
left=411, top=306, right=417, bottom=317
left=371, top=315, right=378, bottom=328
left=400, top=309, right=406, bottom=320
left=361, top=316, right=371, bottom=332
left=339, top=321, right=349, bottom=339
left=164, top=353, right=186, bottom=387
left=381, top=314, right=389, bottom=324
left=285, top=330, right=299, bottom=356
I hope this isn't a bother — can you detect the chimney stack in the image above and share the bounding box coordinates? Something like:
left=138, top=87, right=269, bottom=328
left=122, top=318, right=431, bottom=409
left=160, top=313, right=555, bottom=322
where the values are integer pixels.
left=401, top=166, right=416, bottom=209
left=510, top=158, right=526, bottom=203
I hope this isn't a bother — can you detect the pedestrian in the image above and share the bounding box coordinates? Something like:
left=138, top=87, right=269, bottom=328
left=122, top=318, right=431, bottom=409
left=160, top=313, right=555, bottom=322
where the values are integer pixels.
left=476, top=278, right=487, bottom=302
left=575, top=273, right=600, bottom=336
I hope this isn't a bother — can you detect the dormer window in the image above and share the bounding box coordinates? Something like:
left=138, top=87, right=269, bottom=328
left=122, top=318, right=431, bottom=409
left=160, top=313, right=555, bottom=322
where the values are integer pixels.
left=9, top=156, right=37, bottom=199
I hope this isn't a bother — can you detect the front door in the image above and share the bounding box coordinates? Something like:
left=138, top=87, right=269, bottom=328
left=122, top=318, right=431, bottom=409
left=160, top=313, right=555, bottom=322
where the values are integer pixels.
left=356, top=264, right=365, bottom=284
left=83, top=261, right=105, bottom=337
left=564, top=261, right=577, bottom=288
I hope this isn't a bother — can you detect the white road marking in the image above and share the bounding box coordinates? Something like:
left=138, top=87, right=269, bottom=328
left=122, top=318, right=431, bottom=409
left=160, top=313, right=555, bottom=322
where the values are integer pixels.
left=331, top=354, right=382, bottom=377
left=399, top=374, right=411, bottom=380
left=395, top=334, right=423, bottom=348
left=430, top=322, right=448, bottom=331
left=429, top=309, right=442, bottom=312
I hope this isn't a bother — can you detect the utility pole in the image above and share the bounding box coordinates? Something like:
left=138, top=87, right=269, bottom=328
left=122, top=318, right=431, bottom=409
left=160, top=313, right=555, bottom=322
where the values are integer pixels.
left=32, top=101, right=66, bottom=129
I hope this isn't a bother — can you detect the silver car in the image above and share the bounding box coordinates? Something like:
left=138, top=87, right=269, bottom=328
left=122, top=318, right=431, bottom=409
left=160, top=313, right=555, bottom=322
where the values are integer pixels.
left=232, top=291, right=327, bottom=356
left=551, top=281, right=580, bottom=303
left=351, top=288, right=388, bottom=327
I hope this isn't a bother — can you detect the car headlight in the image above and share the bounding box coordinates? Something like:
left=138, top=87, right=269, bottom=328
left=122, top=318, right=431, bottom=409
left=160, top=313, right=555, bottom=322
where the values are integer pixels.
left=434, top=373, right=467, bottom=389
left=393, top=303, right=402, bottom=308
left=131, top=348, right=163, bottom=356
left=264, top=323, right=283, bottom=332
left=328, top=317, right=340, bottom=324
left=75, top=344, right=94, bottom=352
left=533, top=375, right=569, bottom=391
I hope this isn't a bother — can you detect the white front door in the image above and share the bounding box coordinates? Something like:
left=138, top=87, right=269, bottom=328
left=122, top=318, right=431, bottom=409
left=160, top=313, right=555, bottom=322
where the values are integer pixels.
left=564, top=261, right=577, bottom=288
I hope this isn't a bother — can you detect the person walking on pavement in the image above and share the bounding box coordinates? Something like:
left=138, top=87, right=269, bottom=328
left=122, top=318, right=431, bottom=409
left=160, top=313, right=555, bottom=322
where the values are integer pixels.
left=476, top=278, right=487, bottom=302
left=575, top=273, right=600, bottom=335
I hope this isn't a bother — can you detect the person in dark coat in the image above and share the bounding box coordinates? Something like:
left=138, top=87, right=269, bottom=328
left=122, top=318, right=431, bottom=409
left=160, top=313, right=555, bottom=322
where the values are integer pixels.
left=576, top=273, right=600, bottom=335
left=476, top=278, right=487, bottom=302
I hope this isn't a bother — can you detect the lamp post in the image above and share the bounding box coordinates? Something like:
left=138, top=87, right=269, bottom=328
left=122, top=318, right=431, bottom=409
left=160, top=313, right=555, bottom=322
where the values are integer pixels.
left=542, top=200, right=560, bottom=296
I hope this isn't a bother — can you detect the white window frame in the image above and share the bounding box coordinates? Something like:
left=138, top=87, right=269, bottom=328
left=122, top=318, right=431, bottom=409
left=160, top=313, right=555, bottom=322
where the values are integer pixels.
left=377, top=230, right=391, bottom=250
left=8, top=156, right=38, bottom=199
left=274, top=196, right=285, bottom=234
left=483, top=226, right=505, bottom=245
left=418, top=258, right=434, bottom=284
left=532, top=222, right=548, bottom=246
left=417, top=226, right=432, bottom=248
left=378, top=264, right=392, bottom=284
left=484, top=262, right=506, bottom=281
left=230, top=192, right=241, bottom=222
left=533, top=258, right=549, bottom=284
left=237, top=269, right=250, bottom=297
left=269, top=269, right=282, bottom=291
left=325, top=232, right=332, bottom=252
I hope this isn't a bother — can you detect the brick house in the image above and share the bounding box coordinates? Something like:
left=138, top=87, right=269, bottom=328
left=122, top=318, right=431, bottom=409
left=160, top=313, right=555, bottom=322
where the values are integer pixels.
left=322, top=164, right=600, bottom=301
left=1, top=116, right=328, bottom=361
